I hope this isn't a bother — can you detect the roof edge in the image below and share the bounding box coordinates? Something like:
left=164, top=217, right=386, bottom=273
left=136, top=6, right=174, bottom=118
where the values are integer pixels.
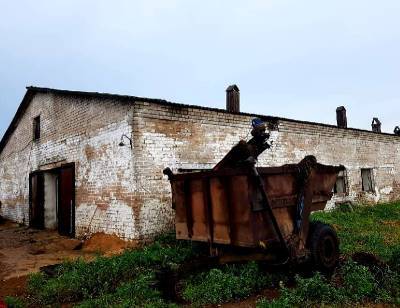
left=0, top=88, right=36, bottom=155
left=25, top=87, right=400, bottom=137
left=1, top=86, right=398, bottom=156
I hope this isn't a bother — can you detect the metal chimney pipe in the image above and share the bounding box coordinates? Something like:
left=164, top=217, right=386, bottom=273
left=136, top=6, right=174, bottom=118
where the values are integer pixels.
left=226, top=85, right=240, bottom=113
left=371, top=118, right=382, bottom=133
left=336, top=106, right=347, bottom=128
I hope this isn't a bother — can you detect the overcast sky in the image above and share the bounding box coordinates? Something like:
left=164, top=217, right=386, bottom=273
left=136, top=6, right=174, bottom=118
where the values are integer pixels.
left=1, top=0, right=400, bottom=138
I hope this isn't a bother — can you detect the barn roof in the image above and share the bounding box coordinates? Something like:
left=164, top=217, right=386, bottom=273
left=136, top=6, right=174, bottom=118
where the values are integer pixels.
left=0, top=86, right=397, bottom=155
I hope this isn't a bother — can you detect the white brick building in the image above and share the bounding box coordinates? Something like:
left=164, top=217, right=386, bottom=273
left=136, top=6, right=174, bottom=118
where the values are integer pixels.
left=0, top=86, right=399, bottom=240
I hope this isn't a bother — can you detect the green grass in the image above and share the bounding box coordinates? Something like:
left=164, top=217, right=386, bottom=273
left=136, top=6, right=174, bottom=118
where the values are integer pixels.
left=6, top=202, right=400, bottom=307
left=76, top=271, right=177, bottom=308
left=182, top=262, right=287, bottom=305
left=312, top=202, right=400, bottom=260
left=4, top=296, right=25, bottom=308
left=257, top=259, right=400, bottom=307
left=257, top=202, right=400, bottom=307
left=25, top=232, right=201, bottom=307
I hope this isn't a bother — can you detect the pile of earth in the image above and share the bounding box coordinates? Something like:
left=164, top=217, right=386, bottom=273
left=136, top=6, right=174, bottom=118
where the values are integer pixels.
left=82, top=232, right=138, bottom=256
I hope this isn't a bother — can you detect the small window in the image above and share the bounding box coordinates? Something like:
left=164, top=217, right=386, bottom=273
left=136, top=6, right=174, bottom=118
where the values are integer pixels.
left=361, top=168, right=374, bottom=192
left=334, top=170, right=348, bottom=195
left=177, top=168, right=211, bottom=173
left=33, top=116, right=40, bottom=140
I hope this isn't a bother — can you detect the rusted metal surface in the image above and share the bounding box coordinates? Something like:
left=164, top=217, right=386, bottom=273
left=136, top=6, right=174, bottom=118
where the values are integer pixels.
left=164, top=157, right=343, bottom=258
left=213, top=118, right=271, bottom=171
left=164, top=119, right=343, bottom=263
left=226, top=84, right=240, bottom=113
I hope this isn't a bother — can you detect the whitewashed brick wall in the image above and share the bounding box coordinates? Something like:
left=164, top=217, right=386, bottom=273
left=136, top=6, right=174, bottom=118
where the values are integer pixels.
left=133, top=101, right=400, bottom=238
left=1, top=91, right=399, bottom=241
left=0, top=93, right=138, bottom=239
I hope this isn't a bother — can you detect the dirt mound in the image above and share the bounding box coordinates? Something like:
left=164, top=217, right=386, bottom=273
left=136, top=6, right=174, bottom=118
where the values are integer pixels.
left=82, top=233, right=136, bottom=255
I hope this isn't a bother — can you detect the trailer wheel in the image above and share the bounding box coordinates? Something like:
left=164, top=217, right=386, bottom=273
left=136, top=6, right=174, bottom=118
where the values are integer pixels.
left=308, top=222, right=339, bottom=272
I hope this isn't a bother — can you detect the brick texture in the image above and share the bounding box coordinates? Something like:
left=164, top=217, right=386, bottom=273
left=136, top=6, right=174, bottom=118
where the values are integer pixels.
left=1, top=92, right=399, bottom=241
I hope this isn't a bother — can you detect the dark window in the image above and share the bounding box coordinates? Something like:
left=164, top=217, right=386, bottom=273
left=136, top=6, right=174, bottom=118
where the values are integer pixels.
left=177, top=168, right=211, bottom=173
left=334, top=170, right=348, bottom=195
left=361, top=168, right=374, bottom=192
left=33, top=116, right=40, bottom=140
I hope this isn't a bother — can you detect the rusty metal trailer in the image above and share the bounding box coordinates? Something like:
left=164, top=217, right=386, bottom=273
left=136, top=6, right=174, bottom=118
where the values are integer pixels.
left=164, top=155, right=344, bottom=270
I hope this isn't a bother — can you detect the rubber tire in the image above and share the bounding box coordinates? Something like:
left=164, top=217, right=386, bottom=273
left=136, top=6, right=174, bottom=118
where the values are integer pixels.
left=307, top=222, right=339, bottom=272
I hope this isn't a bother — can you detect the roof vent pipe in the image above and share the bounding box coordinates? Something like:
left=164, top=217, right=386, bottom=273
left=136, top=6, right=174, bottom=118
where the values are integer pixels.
left=371, top=118, right=382, bottom=133
left=226, top=85, right=240, bottom=113
left=336, top=106, right=347, bottom=128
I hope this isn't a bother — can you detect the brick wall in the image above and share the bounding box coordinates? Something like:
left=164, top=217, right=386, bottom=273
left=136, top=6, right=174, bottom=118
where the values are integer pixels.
left=134, top=101, right=400, bottom=239
left=131, top=102, right=253, bottom=238
left=1, top=91, right=399, bottom=241
left=272, top=121, right=400, bottom=207
left=0, top=93, right=138, bottom=239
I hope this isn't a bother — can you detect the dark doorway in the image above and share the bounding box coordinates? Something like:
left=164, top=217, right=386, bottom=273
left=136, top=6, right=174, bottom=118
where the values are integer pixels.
left=58, top=165, right=75, bottom=237
left=29, top=172, right=45, bottom=229
left=29, top=163, right=75, bottom=237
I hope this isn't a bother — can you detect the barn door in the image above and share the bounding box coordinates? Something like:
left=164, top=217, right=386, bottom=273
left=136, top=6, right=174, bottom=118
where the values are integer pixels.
left=58, top=165, right=75, bottom=237
left=29, top=172, right=45, bottom=229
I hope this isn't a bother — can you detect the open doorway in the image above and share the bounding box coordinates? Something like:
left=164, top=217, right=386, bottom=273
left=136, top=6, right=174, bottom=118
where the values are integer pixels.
left=29, top=163, right=75, bottom=237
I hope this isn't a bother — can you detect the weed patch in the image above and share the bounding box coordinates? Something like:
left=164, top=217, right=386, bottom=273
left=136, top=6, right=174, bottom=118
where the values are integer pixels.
left=25, top=232, right=201, bottom=306
left=312, top=202, right=400, bottom=260
left=7, top=203, right=400, bottom=307
left=4, top=296, right=25, bottom=308
left=258, top=203, right=400, bottom=307
left=182, top=262, right=285, bottom=305
left=258, top=259, right=400, bottom=307
left=77, top=271, right=177, bottom=308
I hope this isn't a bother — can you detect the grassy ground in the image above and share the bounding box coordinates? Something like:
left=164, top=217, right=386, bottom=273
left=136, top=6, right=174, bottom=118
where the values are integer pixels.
left=259, top=202, right=400, bottom=307
left=312, top=202, right=400, bottom=261
left=5, top=202, right=400, bottom=307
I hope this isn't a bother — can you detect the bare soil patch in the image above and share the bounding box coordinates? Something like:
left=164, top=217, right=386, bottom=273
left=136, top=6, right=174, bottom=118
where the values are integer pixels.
left=0, top=223, right=88, bottom=282
left=381, top=220, right=400, bottom=227
left=82, top=232, right=138, bottom=256
left=0, top=220, right=135, bottom=300
left=0, top=275, right=28, bottom=299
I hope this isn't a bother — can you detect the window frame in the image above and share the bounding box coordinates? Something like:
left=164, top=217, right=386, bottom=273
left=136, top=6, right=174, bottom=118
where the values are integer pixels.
left=33, top=115, right=41, bottom=141
left=361, top=168, right=374, bottom=193
left=333, top=169, right=348, bottom=196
